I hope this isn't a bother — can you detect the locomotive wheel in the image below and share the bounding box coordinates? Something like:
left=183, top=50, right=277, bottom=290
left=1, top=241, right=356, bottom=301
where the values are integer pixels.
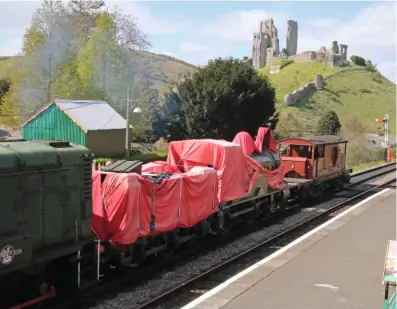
left=242, top=206, right=260, bottom=225
left=299, top=187, right=310, bottom=206
left=157, top=234, right=178, bottom=260
left=130, top=245, right=147, bottom=264
left=45, top=257, right=78, bottom=297
left=219, top=213, right=235, bottom=235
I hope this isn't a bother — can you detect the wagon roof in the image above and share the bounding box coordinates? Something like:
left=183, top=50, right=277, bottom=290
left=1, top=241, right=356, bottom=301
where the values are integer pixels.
left=279, top=135, right=348, bottom=146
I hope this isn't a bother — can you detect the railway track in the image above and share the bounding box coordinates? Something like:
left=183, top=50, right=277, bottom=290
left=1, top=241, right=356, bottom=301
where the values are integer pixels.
left=131, top=172, right=396, bottom=309
left=51, top=163, right=395, bottom=309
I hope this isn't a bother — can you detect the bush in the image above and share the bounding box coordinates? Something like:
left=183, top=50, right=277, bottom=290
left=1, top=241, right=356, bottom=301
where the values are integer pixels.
left=316, top=110, right=341, bottom=135
left=365, top=59, right=377, bottom=72
left=350, top=55, right=366, bottom=66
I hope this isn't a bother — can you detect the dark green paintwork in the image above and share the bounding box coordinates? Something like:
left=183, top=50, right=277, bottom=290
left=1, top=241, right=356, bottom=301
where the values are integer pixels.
left=22, top=103, right=87, bottom=146
left=0, top=139, right=93, bottom=275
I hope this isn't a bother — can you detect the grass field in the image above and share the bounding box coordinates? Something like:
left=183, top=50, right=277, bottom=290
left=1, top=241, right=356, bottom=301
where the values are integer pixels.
left=260, top=61, right=396, bottom=136
left=260, top=61, right=342, bottom=103
left=349, top=160, right=385, bottom=173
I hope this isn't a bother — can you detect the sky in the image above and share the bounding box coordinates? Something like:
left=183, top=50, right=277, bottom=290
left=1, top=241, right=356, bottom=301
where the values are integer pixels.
left=0, top=0, right=396, bottom=83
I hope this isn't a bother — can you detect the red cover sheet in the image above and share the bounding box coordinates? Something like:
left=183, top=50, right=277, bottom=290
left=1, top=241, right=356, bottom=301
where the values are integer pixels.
left=92, top=171, right=140, bottom=245
left=167, top=139, right=264, bottom=202
left=255, top=127, right=277, bottom=153
left=232, top=129, right=285, bottom=190
left=232, top=131, right=258, bottom=156
left=91, top=167, right=218, bottom=245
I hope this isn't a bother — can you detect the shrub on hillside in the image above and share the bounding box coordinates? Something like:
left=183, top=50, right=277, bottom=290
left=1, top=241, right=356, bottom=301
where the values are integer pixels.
left=316, top=110, right=341, bottom=135
left=365, top=59, right=377, bottom=72
left=350, top=55, right=366, bottom=66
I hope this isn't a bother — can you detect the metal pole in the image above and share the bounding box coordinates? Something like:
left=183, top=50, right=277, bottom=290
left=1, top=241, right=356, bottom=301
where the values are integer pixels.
left=384, top=114, right=389, bottom=149
left=125, top=86, right=130, bottom=160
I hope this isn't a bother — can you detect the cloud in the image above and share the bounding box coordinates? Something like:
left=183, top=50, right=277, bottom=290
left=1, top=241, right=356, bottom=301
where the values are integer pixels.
left=200, top=9, right=290, bottom=43
left=180, top=42, right=207, bottom=53
left=179, top=43, right=233, bottom=67
left=377, top=62, right=396, bottom=83
left=0, top=2, right=39, bottom=36
left=306, top=18, right=336, bottom=29
left=298, top=2, right=396, bottom=60
left=111, top=1, right=187, bottom=36
left=0, top=37, right=23, bottom=56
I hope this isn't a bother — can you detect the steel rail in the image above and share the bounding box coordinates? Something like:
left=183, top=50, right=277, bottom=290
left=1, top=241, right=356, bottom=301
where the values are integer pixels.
left=135, top=174, right=396, bottom=309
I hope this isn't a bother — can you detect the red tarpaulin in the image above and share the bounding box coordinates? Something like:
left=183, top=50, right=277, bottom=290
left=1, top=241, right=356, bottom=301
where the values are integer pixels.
left=255, top=127, right=277, bottom=153
left=91, top=167, right=219, bottom=245
left=167, top=139, right=265, bottom=202
left=232, top=131, right=258, bottom=156
left=232, top=128, right=285, bottom=190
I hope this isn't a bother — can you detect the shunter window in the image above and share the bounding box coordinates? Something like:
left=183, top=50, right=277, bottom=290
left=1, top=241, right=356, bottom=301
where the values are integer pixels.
left=314, top=145, right=325, bottom=159
left=296, top=145, right=312, bottom=159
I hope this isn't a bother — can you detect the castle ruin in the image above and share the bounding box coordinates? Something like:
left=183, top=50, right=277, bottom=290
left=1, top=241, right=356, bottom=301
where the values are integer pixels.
left=249, top=18, right=348, bottom=69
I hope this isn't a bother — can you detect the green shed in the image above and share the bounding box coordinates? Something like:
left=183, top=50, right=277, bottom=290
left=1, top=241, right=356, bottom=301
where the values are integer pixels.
left=22, top=99, right=130, bottom=157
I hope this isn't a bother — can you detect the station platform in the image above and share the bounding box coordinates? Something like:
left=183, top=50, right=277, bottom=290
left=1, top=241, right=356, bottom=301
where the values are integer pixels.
left=182, top=187, right=396, bottom=309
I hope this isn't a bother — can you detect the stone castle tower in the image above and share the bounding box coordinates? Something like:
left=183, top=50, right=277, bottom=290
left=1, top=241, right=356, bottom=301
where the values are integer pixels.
left=252, top=19, right=298, bottom=69
left=286, top=20, right=298, bottom=57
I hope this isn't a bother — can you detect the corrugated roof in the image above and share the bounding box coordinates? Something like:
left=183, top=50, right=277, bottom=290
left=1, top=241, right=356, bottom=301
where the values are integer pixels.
left=55, top=99, right=128, bottom=131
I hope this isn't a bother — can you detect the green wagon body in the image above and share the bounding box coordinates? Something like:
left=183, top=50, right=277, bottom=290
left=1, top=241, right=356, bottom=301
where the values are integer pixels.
left=0, top=139, right=93, bottom=275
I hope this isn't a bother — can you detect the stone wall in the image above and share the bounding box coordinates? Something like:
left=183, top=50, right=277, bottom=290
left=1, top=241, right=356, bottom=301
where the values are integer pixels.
left=289, top=51, right=326, bottom=63
left=269, top=65, right=281, bottom=74
left=284, top=74, right=325, bottom=105
left=284, top=82, right=316, bottom=105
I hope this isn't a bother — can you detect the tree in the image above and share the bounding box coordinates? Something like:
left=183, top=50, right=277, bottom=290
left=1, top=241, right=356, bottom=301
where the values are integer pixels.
left=350, top=55, right=366, bottom=66
left=282, top=48, right=289, bottom=57
left=0, top=78, right=11, bottom=102
left=157, top=57, right=278, bottom=141
left=316, top=110, right=341, bottom=135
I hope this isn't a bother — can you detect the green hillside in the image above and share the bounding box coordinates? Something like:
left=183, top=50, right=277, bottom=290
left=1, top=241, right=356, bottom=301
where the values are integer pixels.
left=0, top=52, right=196, bottom=96
left=261, top=62, right=396, bottom=135
left=0, top=57, right=15, bottom=78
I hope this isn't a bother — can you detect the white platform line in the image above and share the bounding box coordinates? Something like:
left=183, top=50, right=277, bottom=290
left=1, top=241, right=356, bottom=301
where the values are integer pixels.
left=180, top=188, right=390, bottom=309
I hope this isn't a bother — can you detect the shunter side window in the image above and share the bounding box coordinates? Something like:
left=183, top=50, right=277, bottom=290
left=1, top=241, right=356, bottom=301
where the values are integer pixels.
left=297, top=145, right=312, bottom=159
left=314, top=145, right=325, bottom=159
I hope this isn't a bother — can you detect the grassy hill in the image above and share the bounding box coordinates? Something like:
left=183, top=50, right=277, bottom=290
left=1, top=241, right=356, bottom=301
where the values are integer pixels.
left=0, top=52, right=196, bottom=96
left=260, top=61, right=396, bottom=135
left=0, top=56, right=14, bottom=78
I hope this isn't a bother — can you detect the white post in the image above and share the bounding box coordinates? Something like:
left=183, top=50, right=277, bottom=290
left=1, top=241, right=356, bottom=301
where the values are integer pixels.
left=125, top=86, right=130, bottom=160
left=384, top=114, right=389, bottom=149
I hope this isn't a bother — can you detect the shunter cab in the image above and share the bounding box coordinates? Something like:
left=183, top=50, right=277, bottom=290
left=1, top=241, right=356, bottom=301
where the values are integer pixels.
left=277, top=135, right=351, bottom=180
